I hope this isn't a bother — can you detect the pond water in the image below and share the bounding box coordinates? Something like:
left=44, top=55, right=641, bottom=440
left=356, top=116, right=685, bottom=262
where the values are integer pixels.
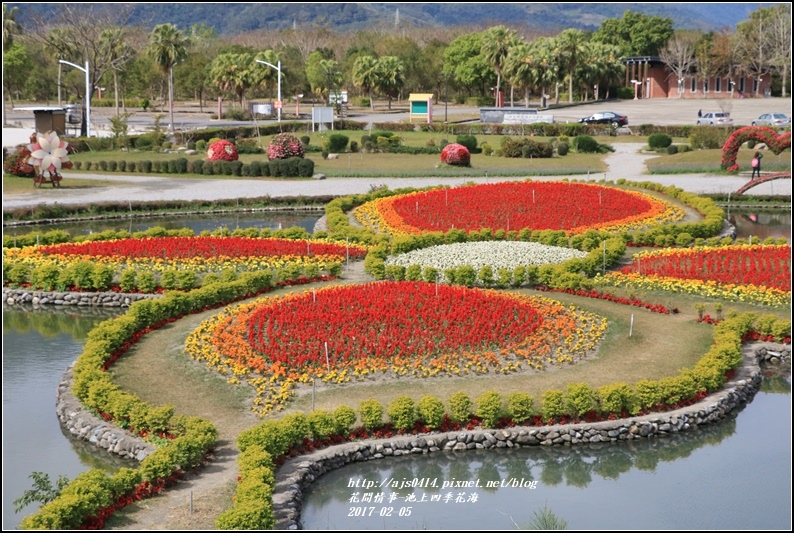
left=3, top=210, right=323, bottom=238
left=727, top=208, right=790, bottom=241
left=300, top=374, right=792, bottom=530
left=2, top=307, right=136, bottom=530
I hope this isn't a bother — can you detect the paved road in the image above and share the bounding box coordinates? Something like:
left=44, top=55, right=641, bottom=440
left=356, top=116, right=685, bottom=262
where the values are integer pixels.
left=3, top=143, right=789, bottom=212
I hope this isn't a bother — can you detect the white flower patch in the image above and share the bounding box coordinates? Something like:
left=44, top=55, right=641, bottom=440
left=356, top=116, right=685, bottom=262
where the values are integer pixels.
left=386, top=241, right=588, bottom=274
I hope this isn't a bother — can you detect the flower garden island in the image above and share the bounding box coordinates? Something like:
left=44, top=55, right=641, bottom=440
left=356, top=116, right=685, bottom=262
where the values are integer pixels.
left=4, top=136, right=791, bottom=530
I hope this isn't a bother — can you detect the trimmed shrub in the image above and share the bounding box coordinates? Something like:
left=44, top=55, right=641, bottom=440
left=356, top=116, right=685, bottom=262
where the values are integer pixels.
left=447, top=391, right=473, bottom=424
left=556, top=142, right=569, bottom=156
left=541, top=389, right=566, bottom=419
left=267, top=133, right=305, bottom=160
left=565, top=382, right=597, bottom=417
left=326, top=133, right=349, bottom=152
left=333, top=405, right=357, bottom=436
left=506, top=392, right=534, bottom=423
left=416, top=395, right=445, bottom=429
left=573, top=135, right=599, bottom=153
left=387, top=396, right=416, bottom=431
left=475, top=390, right=503, bottom=428
left=208, top=140, right=239, bottom=162
left=455, top=134, right=478, bottom=151
left=306, top=410, right=337, bottom=440
left=119, top=269, right=137, bottom=292
left=648, top=133, right=673, bottom=149
left=358, top=399, right=384, bottom=431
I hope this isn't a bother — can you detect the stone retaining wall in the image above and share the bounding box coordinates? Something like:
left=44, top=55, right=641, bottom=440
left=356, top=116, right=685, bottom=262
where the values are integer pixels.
left=56, top=363, right=156, bottom=462
left=3, top=288, right=159, bottom=307
left=272, top=347, right=777, bottom=530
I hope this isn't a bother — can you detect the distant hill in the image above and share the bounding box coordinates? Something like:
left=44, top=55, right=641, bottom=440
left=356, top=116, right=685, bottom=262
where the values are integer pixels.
left=7, top=2, right=779, bottom=35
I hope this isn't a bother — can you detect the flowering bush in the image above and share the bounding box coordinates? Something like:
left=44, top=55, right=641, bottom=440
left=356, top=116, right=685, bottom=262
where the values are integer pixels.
left=267, top=133, right=305, bottom=160
left=440, top=143, right=471, bottom=166
left=3, top=146, right=35, bottom=177
left=207, top=140, right=239, bottom=162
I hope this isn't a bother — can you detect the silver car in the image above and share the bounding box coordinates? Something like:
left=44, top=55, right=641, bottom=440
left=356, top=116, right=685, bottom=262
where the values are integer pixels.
left=697, top=112, right=734, bottom=126
left=751, top=113, right=791, bottom=127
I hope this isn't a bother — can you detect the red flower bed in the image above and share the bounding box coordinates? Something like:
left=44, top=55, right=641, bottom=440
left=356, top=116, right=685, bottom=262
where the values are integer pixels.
left=535, top=286, right=678, bottom=314
left=621, top=245, right=791, bottom=291
left=38, top=236, right=367, bottom=260
left=246, top=281, right=543, bottom=368
left=207, top=140, right=239, bottom=162
left=386, top=182, right=667, bottom=234
left=440, top=143, right=471, bottom=166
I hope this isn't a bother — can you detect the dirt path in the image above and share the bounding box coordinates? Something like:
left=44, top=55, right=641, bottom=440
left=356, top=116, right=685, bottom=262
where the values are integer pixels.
left=106, top=262, right=373, bottom=530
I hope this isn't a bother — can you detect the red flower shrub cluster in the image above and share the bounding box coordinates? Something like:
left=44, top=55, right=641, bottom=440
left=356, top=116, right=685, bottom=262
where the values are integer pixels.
left=207, top=140, right=239, bottom=162
left=720, top=126, right=791, bottom=172
left=267, top=133, right=305, bottom=160
left=3, top=147, right=35, bottom=177
left=440, top=143, right=471, bottom=166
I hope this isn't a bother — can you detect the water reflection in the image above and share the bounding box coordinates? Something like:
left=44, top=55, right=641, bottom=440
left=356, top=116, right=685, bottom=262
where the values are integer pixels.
left=2, top=305, right=133, bottom=530
left=3, top=211, right=323, bottom=238
left=729, top=209, right=790, bottom=241
left=301, top=382, right=791, bottom=530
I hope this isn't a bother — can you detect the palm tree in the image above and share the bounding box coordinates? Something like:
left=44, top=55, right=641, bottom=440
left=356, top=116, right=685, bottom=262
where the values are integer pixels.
left=352, top=55, right=379, bottom=110
left=556, top=29, right=588, bottom=103
left=481, top=25, right=518, bottom=106
left=3, top=4, right=22, bottom=126
left=374, top=56, right=404, bottom=110
left=209, top=53, right=256, bottom=108
left=148, top=23, right=190, bottom=132
left=505, top=40, right=535, bottom=107
left=526, top=38, right=558, bottom=108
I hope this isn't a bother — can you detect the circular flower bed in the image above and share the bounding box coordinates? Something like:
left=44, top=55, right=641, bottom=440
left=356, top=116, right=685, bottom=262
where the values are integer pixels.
left=356, top=182, right=683, bottom=236
left=386, top=241, right=588, bottom=277
left=207, top=140, right=239, bottom=162
left=440, top=143, right=471, bottom=166
left=187, top=281, right=607, bottom=416
left=600, top=244, right=791, bottom=306
left=267, top=133, right=305, bottom=160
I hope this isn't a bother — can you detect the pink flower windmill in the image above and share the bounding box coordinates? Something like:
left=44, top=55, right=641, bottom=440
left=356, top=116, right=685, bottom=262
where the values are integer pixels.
left=27, top=131, right=70, bottom=174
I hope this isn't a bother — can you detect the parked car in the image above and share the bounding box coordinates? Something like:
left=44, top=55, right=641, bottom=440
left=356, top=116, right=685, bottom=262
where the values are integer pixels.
left=697, top=112, right=733, bottom=126
left=751, top=113, right=791, bottom=127
left=578, top=111, right=628, bottom=127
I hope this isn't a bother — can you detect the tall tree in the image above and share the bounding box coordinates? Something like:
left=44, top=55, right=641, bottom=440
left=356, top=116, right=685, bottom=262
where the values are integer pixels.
left=99, top=28, right=136, bottom=116
left=352, top=55, right=379, bottom=110
left=3, top=4, right=22, bottom=126
left=592, top=10, right=674, bottom=57
left=148, top=23, right=191, bottom=132
left=46, top=27, right=79, bottom=107
left=481, top=25, right=518, bottom=104
left=556, top=29, right=588, bottom=103
left=660, top=33, right=699, bottom=98
left=504, top=40, right=535, bottom=107
left=442, top=32, right=494, bottom=96
left=374, top=56, right=405, bottom=110
left=209, top=52, right=256, bottom=108
left=768, top=4, right=791, bottom=97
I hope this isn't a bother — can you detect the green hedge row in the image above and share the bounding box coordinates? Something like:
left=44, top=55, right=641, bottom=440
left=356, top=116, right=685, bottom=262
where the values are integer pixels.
left=71, top=157, right=314, bottom=178
left=220, top=312, right=788, bottom=529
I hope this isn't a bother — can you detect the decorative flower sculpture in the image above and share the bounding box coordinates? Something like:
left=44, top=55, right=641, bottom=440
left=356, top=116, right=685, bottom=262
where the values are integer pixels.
left=440, top=143, right=471, bottom=166
left=207, top=139, right=239, bottom=162
left=26, top=131, right=70, bottom=173
left=267, top=133, right=305, bottom=160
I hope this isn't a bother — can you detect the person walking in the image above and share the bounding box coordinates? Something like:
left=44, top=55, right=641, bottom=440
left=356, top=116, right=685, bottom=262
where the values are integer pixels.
left=697, top=109, right=702, bottom=118
left=750, top=151, right=763, bottom=179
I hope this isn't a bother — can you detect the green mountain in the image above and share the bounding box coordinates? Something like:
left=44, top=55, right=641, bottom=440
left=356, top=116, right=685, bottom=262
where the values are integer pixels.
left=7, top=2, right=777, bottom=35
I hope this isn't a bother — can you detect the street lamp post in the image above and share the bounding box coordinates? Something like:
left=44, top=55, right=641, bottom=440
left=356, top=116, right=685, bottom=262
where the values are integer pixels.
left=630, top=79, right=642, bottom=100
left=59, top=59, right=90, bottom=137
left=255, top=59, right=282, bottom=123
left=438, top=72, right=454, bottom=123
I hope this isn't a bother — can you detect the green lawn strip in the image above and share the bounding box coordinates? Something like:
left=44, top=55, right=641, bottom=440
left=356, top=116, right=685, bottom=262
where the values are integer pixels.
left=2, top=175, right=137, bottom=194
left=646, top=148, right=792, bottom=174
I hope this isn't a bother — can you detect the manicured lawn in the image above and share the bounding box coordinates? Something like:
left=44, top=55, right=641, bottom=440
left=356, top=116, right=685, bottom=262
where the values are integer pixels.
left=646, top=148, right=792, bottom=174
left=2, top=174, right=136, bottom=194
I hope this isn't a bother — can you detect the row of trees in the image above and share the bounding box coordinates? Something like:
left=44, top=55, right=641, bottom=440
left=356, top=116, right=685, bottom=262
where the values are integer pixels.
left=659, top=4, right=791, bottom=98
left=2, top=5, right=791, bottom=130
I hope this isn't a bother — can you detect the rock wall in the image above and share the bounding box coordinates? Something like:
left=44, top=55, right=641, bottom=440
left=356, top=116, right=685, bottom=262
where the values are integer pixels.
left=56, top=363, right=156, bottom=462
left=3, top=288, right=159, bottom=307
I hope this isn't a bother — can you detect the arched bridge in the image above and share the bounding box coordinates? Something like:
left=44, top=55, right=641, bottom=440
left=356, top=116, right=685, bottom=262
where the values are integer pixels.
left=735, top=171, right=791, bottom=195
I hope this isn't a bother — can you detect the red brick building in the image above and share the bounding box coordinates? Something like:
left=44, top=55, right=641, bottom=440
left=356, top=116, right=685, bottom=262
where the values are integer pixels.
left=623, top=56, right=773, bottom=99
